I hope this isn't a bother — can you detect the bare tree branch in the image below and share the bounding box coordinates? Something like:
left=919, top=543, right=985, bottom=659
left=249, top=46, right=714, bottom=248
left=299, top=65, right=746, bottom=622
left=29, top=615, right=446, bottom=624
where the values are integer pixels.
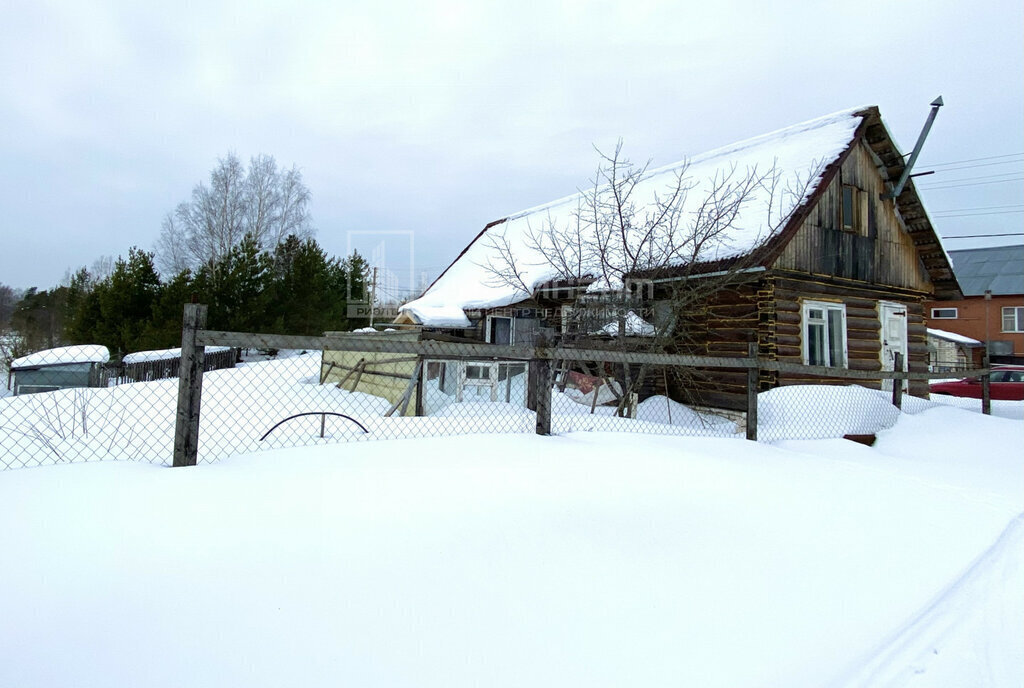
left=155, top=153, right=315, bottom=275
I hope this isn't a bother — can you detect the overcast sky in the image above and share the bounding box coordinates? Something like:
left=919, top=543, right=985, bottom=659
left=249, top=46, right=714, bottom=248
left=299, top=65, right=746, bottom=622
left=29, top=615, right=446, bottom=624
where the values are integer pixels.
left=2, top=0, right=1021, bottom=295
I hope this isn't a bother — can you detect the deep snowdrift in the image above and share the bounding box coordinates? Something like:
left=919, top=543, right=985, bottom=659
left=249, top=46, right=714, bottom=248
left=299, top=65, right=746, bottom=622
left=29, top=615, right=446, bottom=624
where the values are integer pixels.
left=0, top=406, right=1020, bottom=688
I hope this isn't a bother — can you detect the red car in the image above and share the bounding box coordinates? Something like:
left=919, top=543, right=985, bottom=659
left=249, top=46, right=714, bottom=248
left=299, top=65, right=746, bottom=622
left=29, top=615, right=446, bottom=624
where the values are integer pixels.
left=929, top=365, right=1024, bottom=401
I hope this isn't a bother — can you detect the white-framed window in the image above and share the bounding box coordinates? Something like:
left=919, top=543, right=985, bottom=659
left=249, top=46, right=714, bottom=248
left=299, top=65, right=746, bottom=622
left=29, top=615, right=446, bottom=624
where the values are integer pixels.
left=486, top=315, right=514, bottom=344
left=1003, top=306, right=1024, bottom=333
left=930, top=307, right=958, bottom=319
left=802, top=300, right=848, bottom=367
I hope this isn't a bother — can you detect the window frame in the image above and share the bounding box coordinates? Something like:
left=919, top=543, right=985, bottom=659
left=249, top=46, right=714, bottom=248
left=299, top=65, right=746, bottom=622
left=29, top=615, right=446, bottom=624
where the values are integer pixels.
left=930, top=307, right=958, bottom=320
left=802, top=300, right=848, bottom=368
left=485, top=315, right=514, bottom=344
left=1003, top=306, right=1024, bottom=333
left=841, top=185, right=861, bottom=233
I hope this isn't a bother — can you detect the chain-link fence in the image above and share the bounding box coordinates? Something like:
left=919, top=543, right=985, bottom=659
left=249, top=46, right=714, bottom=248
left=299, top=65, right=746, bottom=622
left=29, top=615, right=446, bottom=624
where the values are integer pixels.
left=2, top=344, right=171, bottom=470
left=1, top=306, right=1005, bottom=472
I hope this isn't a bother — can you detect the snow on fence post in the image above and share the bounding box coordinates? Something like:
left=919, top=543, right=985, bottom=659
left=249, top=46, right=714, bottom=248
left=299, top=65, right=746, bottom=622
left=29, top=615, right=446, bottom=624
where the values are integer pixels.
left=981, top=350, right=991, bottom=415
left=891, top=352, right=904, bottom=410
left=746, top=342, right=758, bottom=441
left=173, top=303, right=208, bottom=467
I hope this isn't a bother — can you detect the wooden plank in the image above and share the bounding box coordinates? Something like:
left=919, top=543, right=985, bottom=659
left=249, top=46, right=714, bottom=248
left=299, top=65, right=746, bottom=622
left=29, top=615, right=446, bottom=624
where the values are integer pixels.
left=327, top=361, right=418, bottom=382
left=199, top=330, right=539, bottom=361
left=196, top=327, right=986, bottom=382
left=336, top=359, right=365, bottom=388
left=351, top=361, right=367, bottom=391
left=775, top=277, right=924, bottom=304
left=340, top=355, right=419, bottom=366
left=385, top=361, right=423, bottom=417
left=320, top=361, right=336, bottom=385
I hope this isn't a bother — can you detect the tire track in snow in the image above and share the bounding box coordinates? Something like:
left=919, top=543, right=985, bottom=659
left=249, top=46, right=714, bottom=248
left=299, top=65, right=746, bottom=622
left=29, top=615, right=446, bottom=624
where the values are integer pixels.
left=834, top=512, right=1024, bottom=687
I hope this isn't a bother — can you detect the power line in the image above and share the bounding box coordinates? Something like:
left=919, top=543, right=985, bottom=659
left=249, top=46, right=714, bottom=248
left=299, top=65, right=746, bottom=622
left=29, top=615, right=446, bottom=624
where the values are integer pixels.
left=922, top=159, right=1024, bottom=174
left=918, top=177, right=1024, bottom=191
left=921, top=152, right=1024, bottom=167
left=932, top=210, right=1024, bottom=218
left=933, top=204, right=1024, bottom=212
left=922, top=171, right=1024, bottom=184
left=940, top=232, right=1024, bottom=238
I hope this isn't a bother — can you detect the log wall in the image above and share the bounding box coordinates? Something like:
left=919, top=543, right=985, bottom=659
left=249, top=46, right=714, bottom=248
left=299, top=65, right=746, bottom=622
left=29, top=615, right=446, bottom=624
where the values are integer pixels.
left=672, top=273, right=929, bottom=410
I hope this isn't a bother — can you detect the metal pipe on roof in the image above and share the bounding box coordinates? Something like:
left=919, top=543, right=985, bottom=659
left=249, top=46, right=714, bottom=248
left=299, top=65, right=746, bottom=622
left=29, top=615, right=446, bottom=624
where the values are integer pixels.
left=883, top=96, right=943, bottom=200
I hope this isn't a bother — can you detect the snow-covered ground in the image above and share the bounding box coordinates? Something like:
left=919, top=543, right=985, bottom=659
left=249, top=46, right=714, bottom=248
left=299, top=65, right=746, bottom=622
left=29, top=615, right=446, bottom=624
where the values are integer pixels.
left=0, top=406, right=1021, bottom=687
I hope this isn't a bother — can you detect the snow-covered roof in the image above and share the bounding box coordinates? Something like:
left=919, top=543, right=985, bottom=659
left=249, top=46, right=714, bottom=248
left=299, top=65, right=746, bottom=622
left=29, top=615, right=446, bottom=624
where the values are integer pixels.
left=11, top=345, right=110, bottom=369
left=594, top=311, right=656, bottom=338
left=122, top=346, right=230, bottom=364
left=927, top=328, right=983, bottom=346
left=402, top=107, right=868, bottom=327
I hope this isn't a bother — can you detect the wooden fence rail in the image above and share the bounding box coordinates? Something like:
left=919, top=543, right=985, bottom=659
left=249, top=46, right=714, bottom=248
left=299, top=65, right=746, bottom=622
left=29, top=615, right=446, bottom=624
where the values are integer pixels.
left=171, top=311, right=995, bottom=467
left=195, top=329, right=991, bottom=381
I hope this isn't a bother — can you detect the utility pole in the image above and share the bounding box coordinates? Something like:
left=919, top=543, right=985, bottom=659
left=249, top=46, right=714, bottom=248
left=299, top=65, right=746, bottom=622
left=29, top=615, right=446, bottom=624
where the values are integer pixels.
left=369, top=266, right=378, bottom=328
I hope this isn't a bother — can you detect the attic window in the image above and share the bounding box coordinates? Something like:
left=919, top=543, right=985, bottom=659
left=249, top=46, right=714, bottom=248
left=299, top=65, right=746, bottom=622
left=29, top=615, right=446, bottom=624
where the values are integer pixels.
left=841, top=185, right=860, bottom=232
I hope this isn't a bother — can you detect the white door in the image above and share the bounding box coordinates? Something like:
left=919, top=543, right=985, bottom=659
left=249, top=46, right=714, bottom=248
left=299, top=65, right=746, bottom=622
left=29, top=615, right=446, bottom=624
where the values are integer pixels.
left=880, top=301, right=908, bottom=391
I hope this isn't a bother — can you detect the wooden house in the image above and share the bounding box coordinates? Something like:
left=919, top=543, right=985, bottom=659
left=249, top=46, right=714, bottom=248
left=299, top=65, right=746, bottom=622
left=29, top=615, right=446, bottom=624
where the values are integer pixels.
left=396, top=106, right=961, bottom=409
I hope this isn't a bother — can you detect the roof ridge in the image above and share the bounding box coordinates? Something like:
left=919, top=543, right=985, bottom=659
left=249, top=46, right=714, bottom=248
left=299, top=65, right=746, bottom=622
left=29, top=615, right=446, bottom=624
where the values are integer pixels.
left=502, top=106, right=872, bottom=224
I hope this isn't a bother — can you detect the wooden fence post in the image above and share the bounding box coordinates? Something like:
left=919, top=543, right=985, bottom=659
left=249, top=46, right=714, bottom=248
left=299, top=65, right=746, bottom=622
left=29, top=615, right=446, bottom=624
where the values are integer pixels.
left=981, top=350, right=991, bottom=415
left=891, top=352, right=904, bottom=410
left=173, top=303, right=208, bottom=467
left=527, top=360, right=538, bottom=411
left=531, top=357, right=552, bottom=435
left=746, top=342, right=758, bottom=441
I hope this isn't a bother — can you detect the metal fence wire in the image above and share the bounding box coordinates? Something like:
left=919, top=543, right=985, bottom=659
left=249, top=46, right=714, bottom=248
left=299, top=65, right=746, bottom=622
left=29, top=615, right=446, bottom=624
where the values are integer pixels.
left=0, top=305, right=998, bottom=472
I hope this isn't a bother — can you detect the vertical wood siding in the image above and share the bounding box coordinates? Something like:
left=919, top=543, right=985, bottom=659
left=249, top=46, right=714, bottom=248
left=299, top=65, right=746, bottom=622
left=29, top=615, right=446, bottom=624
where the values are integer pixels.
left=774, top=141, right=934, bottom=293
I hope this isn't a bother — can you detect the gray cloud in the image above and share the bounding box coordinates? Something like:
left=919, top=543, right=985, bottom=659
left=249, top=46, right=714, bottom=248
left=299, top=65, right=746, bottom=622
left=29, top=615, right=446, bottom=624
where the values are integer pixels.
left=1, top=0, right=1021, bottom=289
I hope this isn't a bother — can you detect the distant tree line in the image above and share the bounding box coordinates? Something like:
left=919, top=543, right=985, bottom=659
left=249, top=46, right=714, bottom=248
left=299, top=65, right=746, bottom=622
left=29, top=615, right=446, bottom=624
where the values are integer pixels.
left=1, top=236, right=369, bottom=362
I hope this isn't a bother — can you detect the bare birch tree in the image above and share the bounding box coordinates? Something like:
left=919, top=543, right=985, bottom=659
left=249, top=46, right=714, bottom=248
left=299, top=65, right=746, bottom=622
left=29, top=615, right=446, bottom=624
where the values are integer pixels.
left=156, top=153, right=314, bottom=275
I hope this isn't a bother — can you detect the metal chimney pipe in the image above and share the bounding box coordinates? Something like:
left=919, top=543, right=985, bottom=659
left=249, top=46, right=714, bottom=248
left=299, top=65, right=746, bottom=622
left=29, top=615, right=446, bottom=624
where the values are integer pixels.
left=883, top=96, right=944, bottom=200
